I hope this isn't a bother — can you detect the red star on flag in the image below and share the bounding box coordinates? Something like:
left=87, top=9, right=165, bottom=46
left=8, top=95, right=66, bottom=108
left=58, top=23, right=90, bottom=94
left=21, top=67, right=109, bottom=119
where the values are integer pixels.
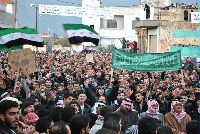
left=9, top=34, right=14, bottom=39
left=30, top=36, right=35, bottom=39
left=80, top=32, right=84, bottom=35
left=89, top=32, right=93, bottom=35
left=0, top=38, right=4, bottom=43
left=20, top=33, right=25, bottom=37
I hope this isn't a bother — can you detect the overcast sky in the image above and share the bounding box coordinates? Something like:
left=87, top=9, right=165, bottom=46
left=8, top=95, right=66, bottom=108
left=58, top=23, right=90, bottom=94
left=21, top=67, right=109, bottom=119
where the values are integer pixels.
left=17, top=0, right=197, bottom=35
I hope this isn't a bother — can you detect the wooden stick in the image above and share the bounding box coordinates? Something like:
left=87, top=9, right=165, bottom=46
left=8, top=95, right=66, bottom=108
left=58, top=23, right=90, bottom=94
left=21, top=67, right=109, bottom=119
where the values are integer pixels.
left=13, top=69, right=19, bottom=92
left=13, top=50, right=22, bottom=92
left=181, top=69, right=184, bottom=83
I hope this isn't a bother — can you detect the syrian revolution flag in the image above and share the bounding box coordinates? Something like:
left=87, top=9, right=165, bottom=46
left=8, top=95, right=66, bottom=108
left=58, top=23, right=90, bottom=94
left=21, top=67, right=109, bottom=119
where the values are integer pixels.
left=0, top=27, right=44, bottom=49
left=63, top=24, right=99, bottom=46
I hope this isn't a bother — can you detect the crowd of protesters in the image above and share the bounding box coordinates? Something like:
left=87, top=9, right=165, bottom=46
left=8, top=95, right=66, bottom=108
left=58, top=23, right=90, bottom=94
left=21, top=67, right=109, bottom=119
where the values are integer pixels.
left=0, top=49, right=199, bottom=134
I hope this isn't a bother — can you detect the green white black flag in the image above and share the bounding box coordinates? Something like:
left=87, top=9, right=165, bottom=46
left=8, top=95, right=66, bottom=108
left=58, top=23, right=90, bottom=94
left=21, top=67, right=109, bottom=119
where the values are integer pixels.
left=0, top=27, right=43, bottom=50
left=63, top=24, right=99, bottom=46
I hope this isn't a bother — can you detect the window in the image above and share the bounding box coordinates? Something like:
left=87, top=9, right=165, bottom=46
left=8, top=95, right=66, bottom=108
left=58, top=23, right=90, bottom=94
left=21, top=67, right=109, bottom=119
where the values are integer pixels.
left=107, top=19, right=117, bottom=28
left=184, top=10, right=188, bottom=21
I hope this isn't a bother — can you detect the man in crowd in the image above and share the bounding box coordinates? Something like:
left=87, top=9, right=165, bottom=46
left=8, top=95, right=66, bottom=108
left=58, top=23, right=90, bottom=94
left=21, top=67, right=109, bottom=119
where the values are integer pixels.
left=77, top=90, right=91, bottom=115
left=70, top=115, right=90, bottom=134
left=111, top=91, right=126, bottom=111
left=0, top=98, right=20, bottom=134
left=134, top=91, right=148, bottom=113
left=64, top=93, right=74, bottom=107
left=115, top=98, right=138, bottom=133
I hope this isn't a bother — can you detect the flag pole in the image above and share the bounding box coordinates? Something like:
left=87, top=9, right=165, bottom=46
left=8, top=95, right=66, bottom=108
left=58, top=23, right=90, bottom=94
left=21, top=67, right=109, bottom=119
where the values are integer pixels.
left=110, top=68, right=113, bottom=83
left=181, top=69, right=184, bottom=84
left=146, top=72, right=153, bottom=101
left=13, top=51, right=21, bottom=93
left=13, top=69, right=20, bottom=92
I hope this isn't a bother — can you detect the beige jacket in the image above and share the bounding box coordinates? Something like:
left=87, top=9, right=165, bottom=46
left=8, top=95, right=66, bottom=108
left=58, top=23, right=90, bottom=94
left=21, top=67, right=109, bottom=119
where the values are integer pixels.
left=164, top=112, right=191, bottom=134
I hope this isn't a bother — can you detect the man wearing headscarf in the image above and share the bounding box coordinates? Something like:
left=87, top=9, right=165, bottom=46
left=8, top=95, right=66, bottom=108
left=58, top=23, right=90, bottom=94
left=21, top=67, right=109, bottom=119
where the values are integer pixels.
left=140, top=99, right=164, bottom=124
left=115, top=98, right=138, bottom=133
left=164, top=99, right=191, bottom=134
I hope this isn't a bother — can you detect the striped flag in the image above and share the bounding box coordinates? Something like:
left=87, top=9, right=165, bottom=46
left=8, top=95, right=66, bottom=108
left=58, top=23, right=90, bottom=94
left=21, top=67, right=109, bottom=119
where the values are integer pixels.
left=63, top=24, right=99, bottom=46
left=0, top=27, right=43, bottom=50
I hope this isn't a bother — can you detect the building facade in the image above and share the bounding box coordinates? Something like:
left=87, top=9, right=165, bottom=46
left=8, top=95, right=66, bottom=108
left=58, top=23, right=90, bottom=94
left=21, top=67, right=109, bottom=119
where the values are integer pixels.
left=0, top=0, right=15, bottom=28
left=81, top=0, right=195, bottom=50
left=82, top=0, right=152, bottom=48
left=135, top=21, right=198, bottom=53
left=153, top=4, right=198, bottom=21
left=134, top=3, right=198, bottom=53
left=140, top=0, right=171, bottom=7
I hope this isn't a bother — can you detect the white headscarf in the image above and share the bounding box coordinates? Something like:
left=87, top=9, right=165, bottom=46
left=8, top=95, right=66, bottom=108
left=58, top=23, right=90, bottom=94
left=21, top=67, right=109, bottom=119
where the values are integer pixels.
left=171, top=100, right=186, bottom=122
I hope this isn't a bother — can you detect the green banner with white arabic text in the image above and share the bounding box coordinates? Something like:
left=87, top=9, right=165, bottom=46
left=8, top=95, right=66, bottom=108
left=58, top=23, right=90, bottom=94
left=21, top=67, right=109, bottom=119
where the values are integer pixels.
left=112, top=48, right=181, bottom=72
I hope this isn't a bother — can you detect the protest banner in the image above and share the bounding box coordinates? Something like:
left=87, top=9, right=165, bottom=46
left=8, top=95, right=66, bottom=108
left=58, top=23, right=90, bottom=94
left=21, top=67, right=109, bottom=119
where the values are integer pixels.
left=85, top=53, right=95, bottom=63
left=112, top=47, right=181, bottom=72
left=9, top=48, right=37, bottom=74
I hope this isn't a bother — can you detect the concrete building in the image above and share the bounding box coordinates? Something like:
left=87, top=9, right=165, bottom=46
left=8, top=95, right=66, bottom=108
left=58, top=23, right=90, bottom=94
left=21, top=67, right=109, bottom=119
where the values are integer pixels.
left=153, top=4, right=198, bottom=21
left=0, top=0, right=15, bottom=28
left=140, top=0, right=171, bottom=7
left=81, top=0, right=195, bottom=50
left=81, top=0, right=159, bottom=48
left=134, top=21, right=198, bottom=53
left=133, top=3, right=199, bottom=53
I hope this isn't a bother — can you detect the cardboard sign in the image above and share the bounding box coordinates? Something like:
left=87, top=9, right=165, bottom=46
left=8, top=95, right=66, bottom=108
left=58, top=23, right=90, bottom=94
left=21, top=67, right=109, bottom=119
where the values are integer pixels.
left=9, top=48, right=37, bottom=74
left=85, top=53, right=94, bottom=63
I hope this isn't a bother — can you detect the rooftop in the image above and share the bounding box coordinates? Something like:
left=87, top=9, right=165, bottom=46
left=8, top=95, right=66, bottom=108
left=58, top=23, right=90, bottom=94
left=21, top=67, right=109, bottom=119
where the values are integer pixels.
left=0, top=0, right=13, bottom=4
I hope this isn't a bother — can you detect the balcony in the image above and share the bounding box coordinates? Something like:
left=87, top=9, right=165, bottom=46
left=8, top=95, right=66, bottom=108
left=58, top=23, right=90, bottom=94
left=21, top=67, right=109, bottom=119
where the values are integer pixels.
left=133, top=20, right=160, bottom=28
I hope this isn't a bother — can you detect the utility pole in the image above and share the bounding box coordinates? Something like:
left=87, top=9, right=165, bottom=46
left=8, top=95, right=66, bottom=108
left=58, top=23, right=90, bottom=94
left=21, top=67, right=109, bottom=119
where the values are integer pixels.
left=14, top=0, right=17, bottom=28
left=36, top=6, right=38, bottom=30
left=30, top=4, right=38, bottom=30
left=30, top=4, right=39, bottom=52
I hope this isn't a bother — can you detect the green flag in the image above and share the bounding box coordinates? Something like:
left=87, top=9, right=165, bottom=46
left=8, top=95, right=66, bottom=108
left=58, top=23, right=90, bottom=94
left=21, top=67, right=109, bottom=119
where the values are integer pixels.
left=112, top=47, right=181, bottom=72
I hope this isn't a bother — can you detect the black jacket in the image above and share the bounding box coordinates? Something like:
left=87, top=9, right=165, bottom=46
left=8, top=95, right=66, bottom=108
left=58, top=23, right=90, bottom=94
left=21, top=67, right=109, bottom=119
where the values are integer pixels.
left=80, top=103, right=91, bottom=115
left=115, top=110, right=139, bottom=133
left=84, top=86, right=98, bottom=107
left=0, top=122, right=16, bottom=134
left=192, top=109, right=200, bottom=121
left=134, top=101, right=148, bottom=113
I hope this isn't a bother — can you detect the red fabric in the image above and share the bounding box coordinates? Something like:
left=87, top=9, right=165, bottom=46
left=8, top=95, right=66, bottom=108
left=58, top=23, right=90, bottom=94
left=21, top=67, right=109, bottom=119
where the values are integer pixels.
left=130, top=42, right=135, bottom=49
left=24, top=112, right=39, bottom=125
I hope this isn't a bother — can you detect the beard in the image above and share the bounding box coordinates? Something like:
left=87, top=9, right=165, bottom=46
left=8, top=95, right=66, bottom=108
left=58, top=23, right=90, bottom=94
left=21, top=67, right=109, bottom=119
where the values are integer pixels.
left=117, top=100, right=122, bottom=105
left=5, top=120, right=18, bottom=129
left=150, top=108, right=159, bottom=114
left=121, top=108, right=130, bottom=114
